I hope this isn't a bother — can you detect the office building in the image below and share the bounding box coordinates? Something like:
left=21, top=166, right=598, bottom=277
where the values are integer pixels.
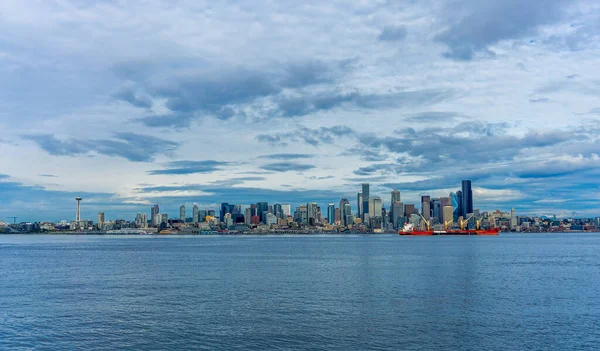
left=281, top=204, right=291, bottom=217
left=391, top=201, right=403, bottom=229
left=256, top=202, right=269, bottom=223
left=362, top=183, right=370, bottom=221
left=151, top=204, right=160, bottom=227
left=421, top=195, right=431, bottom=220
left=368, top=197, right=382, bottom=219
left=391, top=189, right=401, bottom=204
left=340, top=198, right=350, bottom=226
left=404, top=204, right=416, bottom=217
left=327, top=204, right=335, bottom=225
left=461, top=180, right=473, bottom=217
left=192, top=205, right=199, bottom=223
left=180, top=205, right=186, bottom=222
left=97, top=212, right=104, bottom=230
left=357, top=192, right=363, bottom=219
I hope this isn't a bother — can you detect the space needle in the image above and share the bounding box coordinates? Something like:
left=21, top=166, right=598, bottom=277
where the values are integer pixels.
left=75, top=196, right=83, bottom=222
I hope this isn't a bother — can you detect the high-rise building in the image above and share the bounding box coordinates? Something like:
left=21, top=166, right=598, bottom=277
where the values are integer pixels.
left=244, top=208, right=252, bottom=225
left=362, top=184, right=370, bottom=221
left=294, top=205, right=308, bottom=224
left=456, top=191, right=463, bottom=219
left=334, top=208, right=341, bottom=223
left=198, top=209, right=207, bottom=222
left=151, top=204, right=160, bottom=227
left=75, top=196, right=83, bottom=222
left=327, top=204, right=335, bottom=225
left=180, top=205, right=186, bottom=222
left=461, top=180, right=473, bottom=217
left=97, top=212, right=104, bottom=230
left=344, top=204, right=352, bottom=226
left=274, top=204, right=283, bottom=218
left=256, top=202, right=269, bottom=223
left=220, top=203, right=234, bottom=223
left=510, top=207, right=517, bottom=229
left=404, top=204, right=416, bottom=217
left=442, top=205, right=453, bottom=224
left=340, top=198, right=350, bottom=226
left=357, top=192, right=363, bottom=219
left=391, top=201, right=403, bottom=229
left=281, top=204, right=291, bottom=217
left=368, top=197, right=382, bottom=219
left=431, top=199, right=441, bottom=223
left=161, top=213, right=168, bottom=225
left=193, top=205, right=199, bottom=223
left=391, top=189, right=401, bottom=205
left=421, top=195, right=431, bottom=220
left=450, top=192, right=460, bottom=221
left=307, top=202, right=319, bottom=224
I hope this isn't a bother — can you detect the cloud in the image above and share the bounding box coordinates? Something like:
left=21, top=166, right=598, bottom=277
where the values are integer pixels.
left=257, top=125, right=356, bottom=146
left=115, top=59, right=353, bottom=127
left=258, top=154, right=315, bottom=160
left=260, top=162, right=316, bottom=172
left=38, top=174, right=58, bottom=178
left=148, top=160, right=234, bottom=175
left=22, top=133, right=179, bottom=162
left=529, top=97, right=550, bottom=103
left=435, top=0, right=575, bottom=60
left=378, top=25, right=407, bottom=41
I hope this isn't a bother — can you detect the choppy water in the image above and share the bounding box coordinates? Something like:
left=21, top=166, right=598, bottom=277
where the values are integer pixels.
left=1, top=234, right=599, bottom=350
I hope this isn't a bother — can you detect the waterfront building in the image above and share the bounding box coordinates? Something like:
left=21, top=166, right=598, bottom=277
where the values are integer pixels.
left=97, top=212, right=104, bottom=230
left=307, top=202, right=319, bottom=224
left=334, top=208, right=341, bottom=224
left=281, top=204, right=291, bottom=217
left=294, top=205, right=308, bottom=224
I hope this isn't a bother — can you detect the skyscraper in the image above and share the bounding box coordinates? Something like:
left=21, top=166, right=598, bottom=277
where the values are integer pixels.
left=421, top=195, right=431, bottom=220
left=97, top=212, right=104, bottom=230
left=362, top=183, right=370, bottom=221
left=180, top=205, right=186, bottom=222
left=256, top=202, right=269, bottom=223
left=456, top=190, right=463, bottom=219
left=357, top=192, right=363, bottom=219
left=281, top=204, right=291, bottom=217
left=368, top=197, right=382, bottom=219
left=274, top=204, right=283, bottom=218
left=193, top=205, right=199, bottom=224
left=391, top=201, right=403, bottom=229
left=327, top=203, right=335, bottom=225
left=75, top=196, right=82, bottom=222
left=404, top=204, right=416, bottom=217
left=340, top=198, right=350, bottom=226
left=391, top=189, right=401, bottom=205
left=307, top=202, right=319, bottom=224
left=461, top=180, right=473, bottom=217
left=151, top=204, right=160, bottom=227
left=220, top=203, right=234, bottom=223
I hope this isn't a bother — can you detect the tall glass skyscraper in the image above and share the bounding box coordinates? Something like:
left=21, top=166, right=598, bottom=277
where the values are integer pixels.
left=327, top=204, right=335, bottom=224
left=362, top=183, right=370, bottom=221
left=461, top=180, right=473, bottom=217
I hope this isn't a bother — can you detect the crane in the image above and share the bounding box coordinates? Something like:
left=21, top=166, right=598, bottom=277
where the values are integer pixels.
left=459, top=215, right=474, bottom=230
left=419, top=214, right=431, bottom=231
left=7, top=217, right=18, bottom=224
left=444, top=219, right=453, bottom=231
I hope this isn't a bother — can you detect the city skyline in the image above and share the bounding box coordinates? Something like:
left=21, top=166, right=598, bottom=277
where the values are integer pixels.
left=1, top=1, right=600, bottom=221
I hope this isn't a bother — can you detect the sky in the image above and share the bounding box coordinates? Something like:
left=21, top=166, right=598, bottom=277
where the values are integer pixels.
left=1, top=0, right=600, bottom=222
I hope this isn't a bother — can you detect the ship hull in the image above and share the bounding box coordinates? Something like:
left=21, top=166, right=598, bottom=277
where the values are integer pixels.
left=398, top=230, right=434, bottom=236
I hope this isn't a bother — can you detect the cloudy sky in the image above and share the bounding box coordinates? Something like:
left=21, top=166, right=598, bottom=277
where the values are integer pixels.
left=1, top=0, right=599, bottom=222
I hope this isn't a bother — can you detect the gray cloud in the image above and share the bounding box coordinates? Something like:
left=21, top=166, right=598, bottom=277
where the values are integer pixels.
left=260, top=162, right=316, bottom=172
left=22, top=133, right=179, bottom=162
left=258, top=153, right=315, bottom=160
left=148, top=160, right=234, bottom=175
left=435, top=0, right=575, bottom=60
left=256, top=125, right=356, bottom=147
left=378, top=25, right=407, bottom=41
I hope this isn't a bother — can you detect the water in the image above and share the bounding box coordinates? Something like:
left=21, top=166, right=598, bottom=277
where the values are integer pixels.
left=0, top=234, right=599, bottom=350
